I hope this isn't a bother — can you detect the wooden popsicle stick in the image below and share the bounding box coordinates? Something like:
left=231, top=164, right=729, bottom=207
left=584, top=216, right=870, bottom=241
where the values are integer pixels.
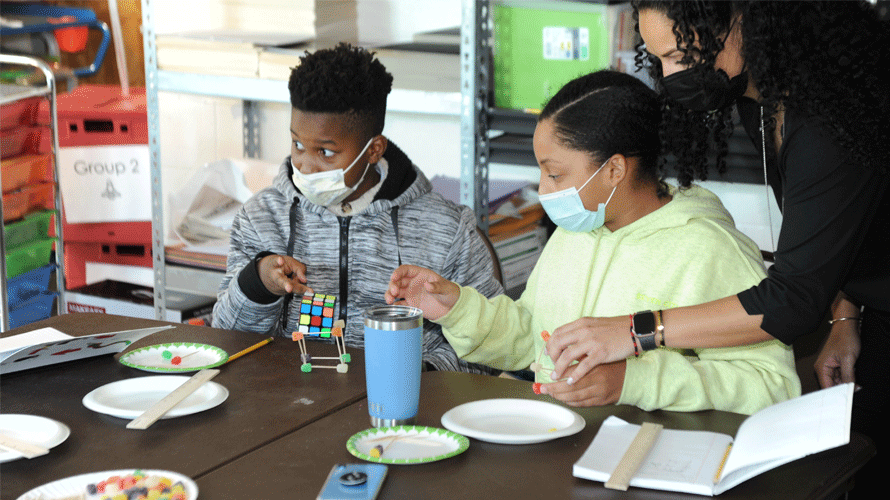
left=605, top=422, right=663, bottom=491
left=0, top=433, right=49, bottom=459
left=126, top=369, right=220, bottom=430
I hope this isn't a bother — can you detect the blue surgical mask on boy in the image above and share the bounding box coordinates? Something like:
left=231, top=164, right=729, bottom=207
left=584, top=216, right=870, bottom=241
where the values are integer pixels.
left=539, top=158, right=616, bottom=233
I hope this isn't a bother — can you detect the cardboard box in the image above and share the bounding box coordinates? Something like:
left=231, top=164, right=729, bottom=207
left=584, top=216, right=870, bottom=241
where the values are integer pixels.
left=65, top=280, right=215, bottom=325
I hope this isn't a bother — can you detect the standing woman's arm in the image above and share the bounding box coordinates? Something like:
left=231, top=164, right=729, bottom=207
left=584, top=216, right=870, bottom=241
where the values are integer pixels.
left=548, top=295, right=771, bottom=381
left=815, top=293, right=862, bottom=388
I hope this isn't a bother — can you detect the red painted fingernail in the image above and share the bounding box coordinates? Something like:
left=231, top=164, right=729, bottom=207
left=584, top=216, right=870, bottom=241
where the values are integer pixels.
left=532, top=383, right=542, bottom=395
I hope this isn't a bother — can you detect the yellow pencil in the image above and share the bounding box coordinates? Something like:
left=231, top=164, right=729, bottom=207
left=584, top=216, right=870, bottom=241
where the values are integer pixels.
left=226, top=337, right=274, bottom=363
left=713, top=443, right=733, bottom=484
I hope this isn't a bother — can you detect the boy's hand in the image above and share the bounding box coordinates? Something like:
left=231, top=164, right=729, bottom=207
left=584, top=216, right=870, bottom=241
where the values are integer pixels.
left=258, top=254, right=314, bottom=296
left=385, top=265, right=460, bottom=320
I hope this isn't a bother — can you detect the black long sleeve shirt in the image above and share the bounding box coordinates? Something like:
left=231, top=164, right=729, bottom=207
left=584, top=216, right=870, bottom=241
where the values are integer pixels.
left=735, top=97, right=890, bottom=344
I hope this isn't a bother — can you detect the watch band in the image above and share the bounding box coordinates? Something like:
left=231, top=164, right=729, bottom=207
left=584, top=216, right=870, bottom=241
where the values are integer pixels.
left=632, top=310, right=658, bottom=351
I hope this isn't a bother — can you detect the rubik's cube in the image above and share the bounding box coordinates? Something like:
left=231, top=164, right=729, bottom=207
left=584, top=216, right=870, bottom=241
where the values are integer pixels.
left=297, top=292, right=337, bottom=334
left=292, top=292, right=349, bottom=374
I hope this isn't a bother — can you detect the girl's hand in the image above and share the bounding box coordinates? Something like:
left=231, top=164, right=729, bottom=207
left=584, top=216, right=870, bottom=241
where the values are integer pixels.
left=546, top=315, right=633, bottom=383
left=539, top=360, right=626, bottom=407
left=258, top=255, right=313, bottom=296
left=385, top=265, right=460, bottom=320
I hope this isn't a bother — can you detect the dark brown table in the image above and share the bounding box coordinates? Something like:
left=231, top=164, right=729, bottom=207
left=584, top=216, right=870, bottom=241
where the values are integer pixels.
left=197, top=371, right=875, bottom=500
left=2, top=315, right=875, bottom=500
left=0, top=313, right=366, bottom=500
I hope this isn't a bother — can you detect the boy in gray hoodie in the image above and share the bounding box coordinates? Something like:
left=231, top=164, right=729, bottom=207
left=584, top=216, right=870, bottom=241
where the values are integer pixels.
left=212, top=43, right=503, bottom=373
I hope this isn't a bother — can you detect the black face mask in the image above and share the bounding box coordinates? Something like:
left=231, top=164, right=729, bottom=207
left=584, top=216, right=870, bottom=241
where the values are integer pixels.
left=661, top=67, right=748, bottom=112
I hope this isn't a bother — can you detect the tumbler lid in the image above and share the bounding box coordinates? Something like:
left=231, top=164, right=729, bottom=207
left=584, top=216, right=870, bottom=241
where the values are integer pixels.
left=364, top=305, right=423, bottom=331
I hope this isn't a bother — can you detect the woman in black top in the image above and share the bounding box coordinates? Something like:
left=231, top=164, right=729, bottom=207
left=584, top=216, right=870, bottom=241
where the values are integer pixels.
left=545, top=1, right=888, bottom=492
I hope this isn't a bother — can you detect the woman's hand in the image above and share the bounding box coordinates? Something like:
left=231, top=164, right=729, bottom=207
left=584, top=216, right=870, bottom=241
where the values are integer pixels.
left=815, top=322, right=861, bottom=389
left=258, top=254, right=313, bottom=296
left=546, top=315, right=633, bottom=383
left=539, top=360, right=626, bottom=407
left=385, top=265, right=460, bottom=321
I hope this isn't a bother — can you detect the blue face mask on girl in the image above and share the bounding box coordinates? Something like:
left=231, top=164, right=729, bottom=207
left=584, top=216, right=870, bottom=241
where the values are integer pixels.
left=539, top=158, right=616, bottom=233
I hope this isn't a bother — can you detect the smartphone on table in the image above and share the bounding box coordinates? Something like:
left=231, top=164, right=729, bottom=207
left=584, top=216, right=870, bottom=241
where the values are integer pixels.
left=317, top=463, right=388, bottom=500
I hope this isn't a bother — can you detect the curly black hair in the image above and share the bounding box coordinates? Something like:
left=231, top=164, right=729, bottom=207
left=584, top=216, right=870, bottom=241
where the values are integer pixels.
left=540, top=70, right=669, bottom=197
left=632, top=0, right=890, bottom=186
left=288, top=43, right=394, bottom=139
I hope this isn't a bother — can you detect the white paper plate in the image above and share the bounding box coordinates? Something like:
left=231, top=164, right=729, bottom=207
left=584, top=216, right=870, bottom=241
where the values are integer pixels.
left=82, top=376, right=228, bottom=420
left=0, top=414, right=70, bottom=463
left=347, top=426, right=469, bottom=465
left=15, top=469, right=198, bottom=500
left=119, top=343, right=228, bottom=373
left=441, top=398, right=586, bottom=444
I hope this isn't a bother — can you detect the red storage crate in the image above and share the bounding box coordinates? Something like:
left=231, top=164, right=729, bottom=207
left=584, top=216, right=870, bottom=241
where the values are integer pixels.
left=1, top=95, right=40, bottom=129
left=1, top=153, right=53, bottom=193
left=37, top=85, right=148, bottom=146
left=64, top=240, right=153, bottom=289
left=2, top=183, right=55, bottom=222
left=36, top=85, right=152, bottom=286
left=0, top=125, right=46, bottom=157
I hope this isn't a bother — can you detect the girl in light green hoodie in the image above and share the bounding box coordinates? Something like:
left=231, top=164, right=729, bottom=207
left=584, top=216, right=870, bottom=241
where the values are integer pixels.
left=386, top=70, right=800, bottom=415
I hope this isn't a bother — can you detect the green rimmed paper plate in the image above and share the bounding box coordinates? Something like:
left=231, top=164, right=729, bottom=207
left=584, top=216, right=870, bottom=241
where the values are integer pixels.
left=119, top=343, right=228, bottom=373
left=347, top=425, right=469, bottom=465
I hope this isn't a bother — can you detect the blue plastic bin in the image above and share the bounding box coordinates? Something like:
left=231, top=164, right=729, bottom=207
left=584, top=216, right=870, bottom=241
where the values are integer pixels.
left=9, top=290, right=57, bottom=329
left=7, top=263, right=55, bottom=308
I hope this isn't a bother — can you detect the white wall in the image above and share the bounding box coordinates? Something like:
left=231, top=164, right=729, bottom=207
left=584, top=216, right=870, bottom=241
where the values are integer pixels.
left=152, top=0, right=461, bottom=45
left=356, top=0, right=460, bottom=45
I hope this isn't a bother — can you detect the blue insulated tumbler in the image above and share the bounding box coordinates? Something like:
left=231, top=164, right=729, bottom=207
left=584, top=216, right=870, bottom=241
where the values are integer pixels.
left=363, top=305, right=423, bottom=427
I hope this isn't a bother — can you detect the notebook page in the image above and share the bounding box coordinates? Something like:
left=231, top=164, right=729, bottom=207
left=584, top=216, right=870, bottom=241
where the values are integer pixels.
left=719, top=383, right=854, bottom=487
left=574, top=416, right=732, bottom=496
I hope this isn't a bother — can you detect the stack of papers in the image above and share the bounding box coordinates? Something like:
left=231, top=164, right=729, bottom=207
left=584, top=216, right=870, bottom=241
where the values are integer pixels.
left=1, top=327, right=171, bottom=375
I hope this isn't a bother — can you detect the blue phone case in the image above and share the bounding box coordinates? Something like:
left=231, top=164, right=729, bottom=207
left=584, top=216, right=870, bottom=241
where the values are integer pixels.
left=317, top=463, right=388, bottom=500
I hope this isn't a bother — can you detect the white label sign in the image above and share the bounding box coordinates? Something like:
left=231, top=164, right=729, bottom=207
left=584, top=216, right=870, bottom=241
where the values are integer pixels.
left=57, top=144, right=151, bottom=223
left=542, top=27, right=590, bottom=61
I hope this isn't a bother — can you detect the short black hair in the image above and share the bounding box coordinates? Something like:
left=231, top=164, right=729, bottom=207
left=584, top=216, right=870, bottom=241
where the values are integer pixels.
left=540, top=70, right=667, bottom=196
left=288, top=43, right=394, bottom=139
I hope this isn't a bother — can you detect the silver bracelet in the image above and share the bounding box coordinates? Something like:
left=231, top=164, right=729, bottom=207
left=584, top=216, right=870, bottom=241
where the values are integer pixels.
left=828, top=317, right=861, bottom=325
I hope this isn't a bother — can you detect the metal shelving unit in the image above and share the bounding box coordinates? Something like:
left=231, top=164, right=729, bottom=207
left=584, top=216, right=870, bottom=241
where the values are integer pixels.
left=460, top=0, right=492, bottom=232
left=0, top=55, right=66, bottom=332
left=141, top=0, right=464, bottom=320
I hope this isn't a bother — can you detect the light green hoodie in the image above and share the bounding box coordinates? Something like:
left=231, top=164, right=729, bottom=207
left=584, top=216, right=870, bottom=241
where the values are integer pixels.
left=436, top=185, right=801, bottom=414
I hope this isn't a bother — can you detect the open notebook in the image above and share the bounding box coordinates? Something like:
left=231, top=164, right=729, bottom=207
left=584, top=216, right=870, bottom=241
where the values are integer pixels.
left=574, top=383, right=854, bottom=496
